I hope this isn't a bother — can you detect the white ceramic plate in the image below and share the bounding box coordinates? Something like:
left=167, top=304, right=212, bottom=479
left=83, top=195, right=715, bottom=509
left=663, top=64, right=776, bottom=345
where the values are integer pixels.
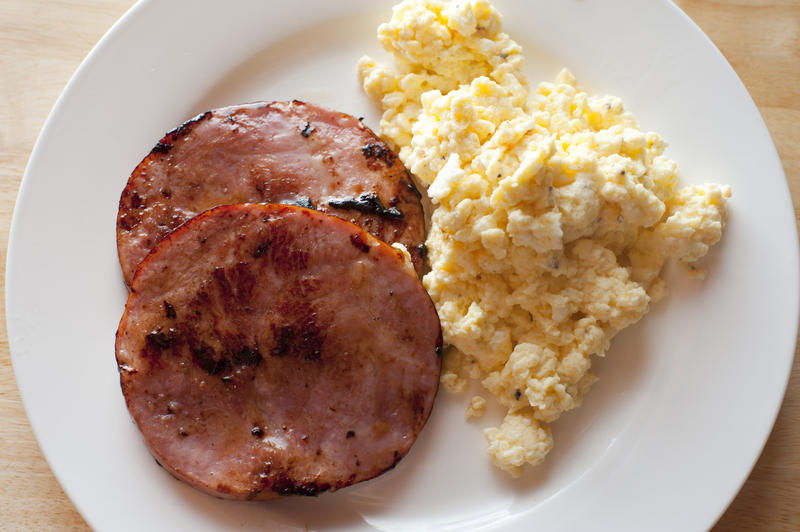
left=7, top=0, right=798, bottom=530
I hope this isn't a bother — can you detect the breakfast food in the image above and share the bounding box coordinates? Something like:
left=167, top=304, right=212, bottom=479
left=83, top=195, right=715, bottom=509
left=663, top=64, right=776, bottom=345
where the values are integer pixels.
left=117, top=100, right=426, bottom=285
left=116, top=204, right=442, bottom=499
left=359, top=0, right=730, bottom=476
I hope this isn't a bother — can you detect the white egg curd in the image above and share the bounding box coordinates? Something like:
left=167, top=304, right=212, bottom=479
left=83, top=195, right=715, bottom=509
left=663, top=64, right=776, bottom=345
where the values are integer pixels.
left=359, top=0, right=730, bottom=477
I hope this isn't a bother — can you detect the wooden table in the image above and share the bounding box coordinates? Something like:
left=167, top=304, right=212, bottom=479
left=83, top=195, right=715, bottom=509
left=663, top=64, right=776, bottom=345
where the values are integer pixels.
left=1, top=1, right=797, bottom=529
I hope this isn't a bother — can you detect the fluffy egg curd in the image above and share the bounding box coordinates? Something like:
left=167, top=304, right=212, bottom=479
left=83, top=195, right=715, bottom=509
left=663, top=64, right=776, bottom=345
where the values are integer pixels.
left=359, top=0, right=730, bottom=477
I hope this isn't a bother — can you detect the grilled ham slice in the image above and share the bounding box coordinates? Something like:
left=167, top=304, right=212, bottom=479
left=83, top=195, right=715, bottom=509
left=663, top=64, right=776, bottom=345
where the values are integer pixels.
left=116, top=204, right=442, bottom=500
left=117, top=101, right=426, bottom=286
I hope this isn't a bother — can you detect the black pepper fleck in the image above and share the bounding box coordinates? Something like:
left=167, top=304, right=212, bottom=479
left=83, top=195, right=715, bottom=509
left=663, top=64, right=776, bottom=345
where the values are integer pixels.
left=350, top=232, right=371, bottom=253
left=300, top=122, right=315, bottom=138
left=252, top=240, right=270, bottom=258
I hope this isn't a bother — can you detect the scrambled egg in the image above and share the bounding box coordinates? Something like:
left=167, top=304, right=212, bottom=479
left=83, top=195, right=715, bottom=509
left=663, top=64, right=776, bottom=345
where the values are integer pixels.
left=359, top=0, right=730, bottom=477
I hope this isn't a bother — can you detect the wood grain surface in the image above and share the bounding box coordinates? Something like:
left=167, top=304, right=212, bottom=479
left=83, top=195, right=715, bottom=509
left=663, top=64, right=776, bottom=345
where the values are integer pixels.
left=1, top=1, right=798, bottom=530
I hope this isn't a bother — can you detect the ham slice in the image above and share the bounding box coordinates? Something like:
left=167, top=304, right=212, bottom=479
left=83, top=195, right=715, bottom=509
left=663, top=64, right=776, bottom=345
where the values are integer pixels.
left=116, top=204, right=442, bottom=499
left=117, top=101, right=426, bottom=286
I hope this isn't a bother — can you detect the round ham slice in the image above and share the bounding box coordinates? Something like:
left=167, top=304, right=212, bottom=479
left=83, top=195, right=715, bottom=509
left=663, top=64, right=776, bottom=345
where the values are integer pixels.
left=115, top=204, right=442, bottom=500
left=116, top=100, right=426, bottom=286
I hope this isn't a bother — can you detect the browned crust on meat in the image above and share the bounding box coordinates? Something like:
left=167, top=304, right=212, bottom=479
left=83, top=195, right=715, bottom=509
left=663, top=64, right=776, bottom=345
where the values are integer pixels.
left=116, top=204, right=441, bottom=500
left=117, top=101, right=426, bottom=286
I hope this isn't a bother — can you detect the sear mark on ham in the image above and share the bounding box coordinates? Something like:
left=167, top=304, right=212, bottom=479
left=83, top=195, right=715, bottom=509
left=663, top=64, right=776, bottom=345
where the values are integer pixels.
left=328, top=192, right=403, bottom=219
left=270, top=321, right=324, bottom=361
left=361, top=142, right=396, bottom=167
left=151, top=110, right=212, bottom=154
left=163, top=300, right=176, bottom=319
left=115, top=204, right=442, bottom=500
left=279, top=195, right=314, bottom=210
left=116, top=101, right=426, bottom=286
